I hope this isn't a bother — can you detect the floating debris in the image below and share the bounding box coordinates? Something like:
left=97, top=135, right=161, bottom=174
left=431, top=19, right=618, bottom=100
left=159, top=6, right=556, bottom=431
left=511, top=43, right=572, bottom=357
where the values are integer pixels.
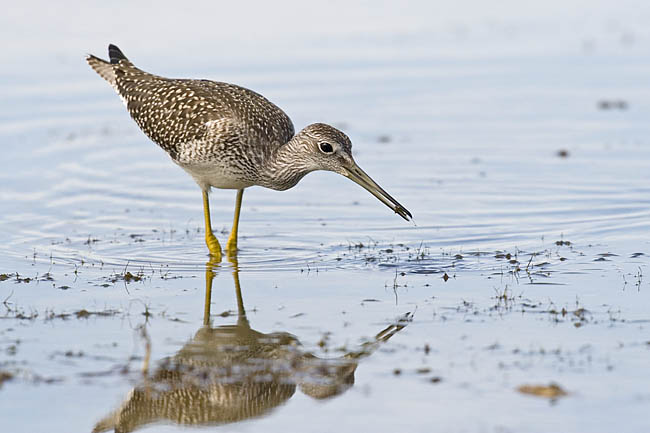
left=377, top=135, right=391, bottom=143
left=0, top=371, right=14, bottom=388
left=517, top=383, right=568, bottom=399
left=597, top=100, right=628, bottom=110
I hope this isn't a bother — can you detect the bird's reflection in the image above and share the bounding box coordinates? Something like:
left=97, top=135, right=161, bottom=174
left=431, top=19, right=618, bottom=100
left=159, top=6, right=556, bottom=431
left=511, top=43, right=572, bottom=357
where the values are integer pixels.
left=94, top=259, right=411, bottom=433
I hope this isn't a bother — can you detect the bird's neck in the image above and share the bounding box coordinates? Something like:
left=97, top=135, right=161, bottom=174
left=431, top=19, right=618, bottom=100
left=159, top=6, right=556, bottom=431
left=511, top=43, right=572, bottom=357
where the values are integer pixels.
left=258, top=135, right=314, bottom=191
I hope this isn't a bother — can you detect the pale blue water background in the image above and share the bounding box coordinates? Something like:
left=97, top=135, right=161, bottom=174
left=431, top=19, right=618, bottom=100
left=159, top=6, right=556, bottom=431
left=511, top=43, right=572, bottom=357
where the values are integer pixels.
left=1, top=1, right=650, bottom=432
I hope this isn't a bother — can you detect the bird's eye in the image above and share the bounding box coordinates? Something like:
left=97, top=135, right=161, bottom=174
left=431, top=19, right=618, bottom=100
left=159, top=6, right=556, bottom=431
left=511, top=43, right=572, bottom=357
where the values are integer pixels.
left=319, top=142, right=334, bottom=153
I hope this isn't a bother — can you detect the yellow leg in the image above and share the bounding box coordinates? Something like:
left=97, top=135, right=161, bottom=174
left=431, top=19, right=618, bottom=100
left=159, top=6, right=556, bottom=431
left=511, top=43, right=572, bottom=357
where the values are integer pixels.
left=202, top=190, right=222, bottom=261
left=226, top=189, right=244, bottom=257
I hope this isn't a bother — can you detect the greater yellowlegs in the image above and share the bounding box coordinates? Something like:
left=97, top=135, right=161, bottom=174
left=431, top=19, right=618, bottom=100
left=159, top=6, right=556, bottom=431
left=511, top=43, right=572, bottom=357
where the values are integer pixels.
left=87, top=44, right=411, bottom=260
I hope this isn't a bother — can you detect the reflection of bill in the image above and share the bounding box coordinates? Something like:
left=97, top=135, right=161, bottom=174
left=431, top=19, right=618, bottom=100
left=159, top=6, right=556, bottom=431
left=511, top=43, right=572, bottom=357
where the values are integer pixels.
left=94, top=262, right=411, bottom=432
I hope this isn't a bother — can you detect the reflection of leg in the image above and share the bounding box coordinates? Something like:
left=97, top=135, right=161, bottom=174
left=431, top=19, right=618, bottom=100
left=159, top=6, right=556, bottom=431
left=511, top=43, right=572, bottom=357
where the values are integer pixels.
left=232, top=264, right=246, bottom=318
left=203, top=259, right=218, bottom=327
left=203, top=190, right=222, bottom=261
left=226, top=189, right=244, bottom=257
left=228, top=256, right=250, bottom=327
left=138, top=324, right=152, bottom=377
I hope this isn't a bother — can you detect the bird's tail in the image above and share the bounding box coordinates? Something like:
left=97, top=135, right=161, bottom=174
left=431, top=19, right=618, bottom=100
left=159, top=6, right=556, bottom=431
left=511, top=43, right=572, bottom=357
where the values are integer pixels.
left=107, top=44, right=128, bottom=64
left=86, top=54, right=116, bottom=87
left=86, top=44, right=134, bottom=90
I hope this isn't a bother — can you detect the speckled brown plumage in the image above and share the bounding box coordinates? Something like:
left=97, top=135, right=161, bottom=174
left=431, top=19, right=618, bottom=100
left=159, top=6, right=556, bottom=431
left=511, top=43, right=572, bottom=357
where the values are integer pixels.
left=87, top=44, right=295, bottom=189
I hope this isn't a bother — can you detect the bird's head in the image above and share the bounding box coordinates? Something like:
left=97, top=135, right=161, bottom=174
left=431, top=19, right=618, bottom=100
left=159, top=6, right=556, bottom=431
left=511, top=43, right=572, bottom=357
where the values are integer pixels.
left=293, top=123, right=412, bottom=221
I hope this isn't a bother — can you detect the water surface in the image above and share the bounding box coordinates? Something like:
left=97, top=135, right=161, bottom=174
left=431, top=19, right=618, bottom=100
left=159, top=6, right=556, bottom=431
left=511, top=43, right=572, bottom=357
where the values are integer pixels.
left=1, top=2, right=650, bottom=432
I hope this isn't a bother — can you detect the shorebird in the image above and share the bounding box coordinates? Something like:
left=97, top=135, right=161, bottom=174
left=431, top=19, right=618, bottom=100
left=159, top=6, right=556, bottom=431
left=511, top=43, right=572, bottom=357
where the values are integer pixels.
left=87, top=44, right=411, bottom=261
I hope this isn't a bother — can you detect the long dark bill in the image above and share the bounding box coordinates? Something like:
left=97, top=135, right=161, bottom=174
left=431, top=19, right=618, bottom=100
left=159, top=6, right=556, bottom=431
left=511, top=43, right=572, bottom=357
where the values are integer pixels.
left=343, top=165, right=412, bottom=221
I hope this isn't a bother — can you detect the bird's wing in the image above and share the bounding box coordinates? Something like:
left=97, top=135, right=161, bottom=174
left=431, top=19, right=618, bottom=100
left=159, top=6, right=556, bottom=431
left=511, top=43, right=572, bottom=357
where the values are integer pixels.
left=191, top=79, right=295, bottom=149
left=109, top=60, right=294, bottom=160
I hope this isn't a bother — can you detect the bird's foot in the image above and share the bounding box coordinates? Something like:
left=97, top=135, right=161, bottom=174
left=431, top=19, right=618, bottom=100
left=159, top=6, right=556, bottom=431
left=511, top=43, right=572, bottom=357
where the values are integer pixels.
left=205, top=233, right=223, bottom=262
left=225, top=235, right=238, bottom=258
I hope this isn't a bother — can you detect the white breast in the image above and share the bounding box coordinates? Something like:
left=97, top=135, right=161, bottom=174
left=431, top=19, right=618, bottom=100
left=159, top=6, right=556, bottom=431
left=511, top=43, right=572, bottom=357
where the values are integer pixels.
left=176, top=161, right=255, bottom=190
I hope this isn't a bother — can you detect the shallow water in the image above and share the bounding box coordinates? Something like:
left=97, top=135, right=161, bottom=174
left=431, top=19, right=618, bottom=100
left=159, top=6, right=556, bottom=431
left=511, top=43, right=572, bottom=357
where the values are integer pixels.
left=2, top=2, right=650, bottom=433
